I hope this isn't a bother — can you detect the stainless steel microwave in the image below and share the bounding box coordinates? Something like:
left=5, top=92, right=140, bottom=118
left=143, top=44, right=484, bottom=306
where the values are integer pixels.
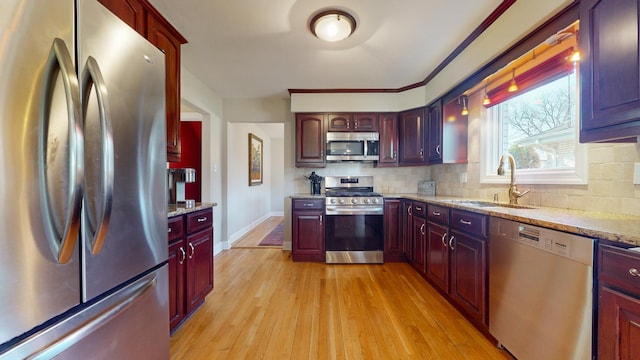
left=326, top=132, right=379, bottom=161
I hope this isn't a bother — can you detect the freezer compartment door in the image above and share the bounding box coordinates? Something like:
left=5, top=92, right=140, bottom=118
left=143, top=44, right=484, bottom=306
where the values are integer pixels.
left=0, top=265, right=169, bottom=360
left=0, top=0, right=82, bottom=347
left=79, top=0, right=168, bottom=301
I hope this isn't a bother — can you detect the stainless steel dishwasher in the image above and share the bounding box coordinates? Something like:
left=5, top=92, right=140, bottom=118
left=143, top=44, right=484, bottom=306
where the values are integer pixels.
left=489, top=217, right=594, bottom=360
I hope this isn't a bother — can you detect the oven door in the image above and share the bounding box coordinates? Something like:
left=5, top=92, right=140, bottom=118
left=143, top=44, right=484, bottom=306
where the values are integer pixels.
left=324, top=212, right=383, bottom=264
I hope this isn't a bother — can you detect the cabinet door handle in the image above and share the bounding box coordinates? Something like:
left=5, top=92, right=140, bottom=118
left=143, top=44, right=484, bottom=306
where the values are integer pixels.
left=435, top=145, right=441, bottom=155
left=168, top=228, right=172, bottom=233
left=320, top=215, right=323, bottom=224
left=449, top=236, right=455, bottom=250
left=197, top=217, right=207, bottom=222
left=432, top=211, right=441, bottom=216
left=179, top=247, right=186, bottom=265
left=415, top=206, right=422, bottom=211
left=630, top=268, right=639, bottom=277
left=303, top=203, right=315, bottom=207
left=460, top=219, right=472, bottom=226
left=408, top=206, right=412, bottom=216
left=419, top=149, right=424, bottom=157
left=420, top=224, right=425, bottom=235
left=393, top=150, right=397, bottom=160
left=188, top=243, right=195, bottom=259
left=441, top=232, right=448, bottom=248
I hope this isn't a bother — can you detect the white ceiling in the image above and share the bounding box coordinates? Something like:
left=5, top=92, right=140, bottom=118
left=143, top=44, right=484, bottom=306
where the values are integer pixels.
left=148, top=0, right=504, bottom=99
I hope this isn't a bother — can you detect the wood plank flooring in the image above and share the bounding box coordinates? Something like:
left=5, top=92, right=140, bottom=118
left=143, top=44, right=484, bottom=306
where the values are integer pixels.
left=170, top=241, right=512, bottom=359
left=232, top=216, right=284, bottom=248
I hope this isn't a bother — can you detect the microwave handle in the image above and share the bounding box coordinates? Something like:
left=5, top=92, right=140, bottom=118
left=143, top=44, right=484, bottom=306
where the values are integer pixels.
left=364, top=139, right=368, bottom=158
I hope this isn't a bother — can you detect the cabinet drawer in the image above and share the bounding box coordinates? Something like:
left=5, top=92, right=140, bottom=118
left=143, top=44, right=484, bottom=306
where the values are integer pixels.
left=412, top=201, right=427, bottom=219
left=168, top=216, right=184, bottom=242
left=427, top=204, right=449, bottom=224
left=293, top=198, right=324, bottom=210
left=450, top=209, right=487, bottom=239
left=186, top=208, right=213, bottom=234
left=599, top=244, right=640, bottom=295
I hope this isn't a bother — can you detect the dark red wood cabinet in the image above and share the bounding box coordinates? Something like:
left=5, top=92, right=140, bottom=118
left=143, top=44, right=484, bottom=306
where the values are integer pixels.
left=580, top=0, right=640, bottom=142
left=326, top=112, right=379, bottom=132
left=326, top=113, right=352, bottom=132
left=411, top=201, right=427, bottom=275
left=399, top=107, right=427, bottom=164
left=292, top=199, right=325, bottom=262
left=425, top=206, right=487, bottom=327
left=352, top=113, right=379, bottom=132
left=168, top=208, right=214, bottom=332
left=402, top=200, right=413, bottom=262
left=295, top=114, right=326, bottom=168
left=427, top=100, right=443, bottom=164
left=598, top=244, right=640, bottom=359
left=378, top=113, right=399, bottom=165
left=383, top=199, right=404, bottom=262
left=426, top=204, right=449, bottom=292
left=98, top=0, right=187, bottom=162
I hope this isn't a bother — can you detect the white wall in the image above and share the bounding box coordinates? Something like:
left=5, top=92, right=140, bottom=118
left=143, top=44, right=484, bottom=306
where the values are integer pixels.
left=226, top=123, right=284, bottom=245
left=271, top=138, right=285, bottom=213
left=180, top=69, right=225, bottom=254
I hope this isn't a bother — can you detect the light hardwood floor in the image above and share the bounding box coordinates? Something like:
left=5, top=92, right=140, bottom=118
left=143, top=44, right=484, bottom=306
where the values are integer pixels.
left=232, top=216, right=284, bottom=248
left=170, top=232, right=512, bottom=359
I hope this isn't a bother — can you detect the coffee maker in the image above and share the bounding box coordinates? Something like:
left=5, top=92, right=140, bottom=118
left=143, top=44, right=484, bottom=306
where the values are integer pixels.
left=168, top=168, right=196, bottom=207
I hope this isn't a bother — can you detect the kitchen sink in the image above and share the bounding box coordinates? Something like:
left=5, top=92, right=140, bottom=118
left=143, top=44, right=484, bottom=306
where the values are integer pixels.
left=442, top=200, right=534, bottom=210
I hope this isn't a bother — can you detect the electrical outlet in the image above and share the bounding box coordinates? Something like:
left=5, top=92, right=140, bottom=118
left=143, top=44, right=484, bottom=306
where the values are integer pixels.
left=460, top=172, right=467, bottom=183
left=634, top=163, right=640, bottom=185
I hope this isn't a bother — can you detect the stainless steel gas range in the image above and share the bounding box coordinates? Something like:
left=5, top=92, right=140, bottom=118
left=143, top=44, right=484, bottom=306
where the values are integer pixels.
left=324, top=176, right=384, bottom=264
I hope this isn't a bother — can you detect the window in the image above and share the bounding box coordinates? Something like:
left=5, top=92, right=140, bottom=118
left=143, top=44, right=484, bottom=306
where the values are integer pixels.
left=481, top=59, right=587, bottom=185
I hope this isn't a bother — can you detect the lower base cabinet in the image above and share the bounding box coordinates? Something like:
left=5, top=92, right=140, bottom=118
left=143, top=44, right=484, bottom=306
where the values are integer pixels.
left=292, top=198, right=325, bottom=262
left=168, top=208, right=214, bottom=332
left=598, top=243, right=640, bottom=359
left=425, top=205, right=488, bottom=327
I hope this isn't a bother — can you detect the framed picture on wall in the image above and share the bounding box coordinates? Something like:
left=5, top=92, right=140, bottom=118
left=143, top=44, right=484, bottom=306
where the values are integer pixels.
left=248, top=133, right=263, bottom=186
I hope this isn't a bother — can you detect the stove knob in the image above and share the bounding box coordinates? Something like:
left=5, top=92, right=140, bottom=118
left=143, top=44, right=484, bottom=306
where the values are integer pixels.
left=363, top=198, right=370, bottom=204
left=351, top=198, right=358, bottom=204
left=330, top=198, right=336, bottom=204
left=372, top=198, right=379, bottom=204
left=338, top=199, right=345, bottom=205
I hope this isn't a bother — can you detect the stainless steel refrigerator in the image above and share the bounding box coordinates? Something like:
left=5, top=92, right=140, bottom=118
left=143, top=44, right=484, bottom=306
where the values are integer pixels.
left=0, top=0, right=169, bottom=358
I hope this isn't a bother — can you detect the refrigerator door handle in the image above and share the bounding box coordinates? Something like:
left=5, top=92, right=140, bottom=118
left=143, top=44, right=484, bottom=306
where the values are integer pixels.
left=26, top=275, right=158, bottom=360
left=81, top=56, right=114, bottom=255
left=38, top=38, right=83, bottom=264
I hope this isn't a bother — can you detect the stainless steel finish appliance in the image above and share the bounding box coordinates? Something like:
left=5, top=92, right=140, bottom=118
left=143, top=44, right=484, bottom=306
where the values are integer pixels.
left=168, top=168, right=197, bottom=207
left=326, top=132, right=379, bottom=162
left=0, top=1, right=168, bottom=358
left=489, top=218, right=594, bottom=360
left=324, top=176, right=384, bottom=263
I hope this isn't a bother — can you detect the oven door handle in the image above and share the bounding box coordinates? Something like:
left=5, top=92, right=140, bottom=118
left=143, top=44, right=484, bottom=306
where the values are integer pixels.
left=325, top=207, right=384, bottom=215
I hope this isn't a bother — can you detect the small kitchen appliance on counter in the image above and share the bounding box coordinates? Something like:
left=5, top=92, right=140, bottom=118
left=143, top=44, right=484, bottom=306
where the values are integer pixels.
left=305, top=171, right=323, bottom=195
left=324, top=176, right=384, bottom=264
left=168, top=168, right=196, bottom=207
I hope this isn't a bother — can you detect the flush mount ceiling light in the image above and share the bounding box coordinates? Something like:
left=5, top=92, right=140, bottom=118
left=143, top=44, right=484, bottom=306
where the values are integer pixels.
left=310, top=10, right=356, bottom=42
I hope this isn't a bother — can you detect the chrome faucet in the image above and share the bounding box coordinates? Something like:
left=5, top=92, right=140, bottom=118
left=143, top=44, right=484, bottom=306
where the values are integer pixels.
left=497, top=153, right=530, bottom=205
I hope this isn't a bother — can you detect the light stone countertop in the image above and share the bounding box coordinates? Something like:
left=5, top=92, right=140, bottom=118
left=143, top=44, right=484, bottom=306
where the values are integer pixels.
left=291, top=193, right=640, bottom=246
left=168, top=202, right=217, bottom=218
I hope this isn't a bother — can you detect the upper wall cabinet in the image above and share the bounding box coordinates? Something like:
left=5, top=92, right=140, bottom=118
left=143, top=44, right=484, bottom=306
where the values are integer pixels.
left=98, top=0, right=188, bottom=161
left=296, top=113, right=326, bottom=168
left=327, top=113, right=379, bottom=132
left=427, top=100, right=443, bottom=164
left=378, top=113, right=399, bottom=165
left=399, top=107, right=427, bottom=165
left=439, top=99, right=468, bottom=164
left=580, top=0, right=640, bottom=142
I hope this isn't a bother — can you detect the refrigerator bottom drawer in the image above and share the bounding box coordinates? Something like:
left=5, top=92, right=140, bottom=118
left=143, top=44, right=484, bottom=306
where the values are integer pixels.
left=1, top=265, right=169, bottom=360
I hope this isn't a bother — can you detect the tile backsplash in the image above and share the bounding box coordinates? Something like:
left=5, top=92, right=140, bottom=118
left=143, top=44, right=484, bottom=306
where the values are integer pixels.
left=294, top=163, right=430, bottom=195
